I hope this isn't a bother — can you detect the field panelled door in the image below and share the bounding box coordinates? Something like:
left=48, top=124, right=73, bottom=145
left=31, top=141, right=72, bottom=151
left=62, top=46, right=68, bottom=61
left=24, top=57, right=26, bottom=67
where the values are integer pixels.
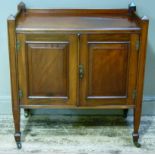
left=17, top=33, right=139, bottom=106
left=79, top=34, right=139, bottom=106
left=17, top=34, right=78, bottom=105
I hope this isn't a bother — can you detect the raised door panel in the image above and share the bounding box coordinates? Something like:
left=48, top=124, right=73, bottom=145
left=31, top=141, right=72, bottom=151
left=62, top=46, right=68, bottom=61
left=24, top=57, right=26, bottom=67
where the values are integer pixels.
left=88, top=43, right=128, bottom=97
left=17, top=34, right=77, bottom=106
left=27, top=43, right=68, bottom=98
left=80, top=34, right=139, bottom=106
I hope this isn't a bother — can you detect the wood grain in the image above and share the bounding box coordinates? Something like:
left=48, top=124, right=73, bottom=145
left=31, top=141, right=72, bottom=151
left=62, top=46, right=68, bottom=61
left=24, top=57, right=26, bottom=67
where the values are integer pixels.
left=7, top=15, right=21, bottom=144
left=16, top=9, right=141, bottom=32
left=27, top=42, right=69, bottom=97
left=8, top=4, right=149, bottom=147
left=17, top=34, right=78, bottom=106
left=79, top=34, right=138, bottom=106
left=88, top=43, right=128, bottom=97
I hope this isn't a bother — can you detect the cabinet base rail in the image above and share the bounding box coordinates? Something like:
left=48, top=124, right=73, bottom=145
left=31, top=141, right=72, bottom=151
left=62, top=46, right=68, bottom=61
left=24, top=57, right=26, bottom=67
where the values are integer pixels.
left=20, top=105, right=135, bottom=109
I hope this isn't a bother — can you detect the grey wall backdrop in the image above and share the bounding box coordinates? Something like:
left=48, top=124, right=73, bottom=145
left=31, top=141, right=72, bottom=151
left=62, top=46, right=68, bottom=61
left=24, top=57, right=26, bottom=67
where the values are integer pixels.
left=0, top=0, right=155, bottom=115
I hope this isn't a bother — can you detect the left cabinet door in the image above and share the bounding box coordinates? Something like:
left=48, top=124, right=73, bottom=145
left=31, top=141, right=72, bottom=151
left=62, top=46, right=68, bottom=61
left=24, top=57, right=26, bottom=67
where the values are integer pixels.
left=17, top=34, right=78, bottom=106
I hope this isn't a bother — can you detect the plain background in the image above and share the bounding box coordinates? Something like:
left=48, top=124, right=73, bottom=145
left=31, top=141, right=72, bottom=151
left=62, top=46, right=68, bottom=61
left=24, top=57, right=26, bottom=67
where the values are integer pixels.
left=0, top=0, right=155, bottom=115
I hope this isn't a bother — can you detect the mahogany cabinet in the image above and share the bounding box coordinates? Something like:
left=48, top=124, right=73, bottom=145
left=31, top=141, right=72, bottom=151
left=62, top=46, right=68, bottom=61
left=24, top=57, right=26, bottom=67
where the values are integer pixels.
left=8, top=2, right=149, bottom=149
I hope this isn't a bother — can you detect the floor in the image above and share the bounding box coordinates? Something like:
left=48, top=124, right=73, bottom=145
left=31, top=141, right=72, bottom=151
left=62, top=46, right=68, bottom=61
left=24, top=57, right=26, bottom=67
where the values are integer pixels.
left=0, top=115, right=154, bottom=154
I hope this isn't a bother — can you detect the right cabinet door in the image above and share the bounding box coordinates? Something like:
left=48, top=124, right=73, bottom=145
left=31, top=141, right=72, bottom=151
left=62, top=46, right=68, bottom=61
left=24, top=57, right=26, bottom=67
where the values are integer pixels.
left=79, top=34, right=139, bottom=106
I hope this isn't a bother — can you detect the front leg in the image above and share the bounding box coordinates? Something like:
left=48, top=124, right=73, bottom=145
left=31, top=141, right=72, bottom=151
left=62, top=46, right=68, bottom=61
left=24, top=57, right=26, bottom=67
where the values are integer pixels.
left=133, top=107, right=141, bottom=148
left=13, top=106, right=22, bottom=149
left=132, top=132, right=141, bottom=148
left=8, top=14, right=22, bottom=149
left=15, top=132, right=22, bottom=149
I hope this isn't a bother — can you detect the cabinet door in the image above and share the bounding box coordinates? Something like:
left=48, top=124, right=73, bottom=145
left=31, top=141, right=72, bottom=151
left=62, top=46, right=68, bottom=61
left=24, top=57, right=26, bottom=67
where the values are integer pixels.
left=79, top=34, right=139, bottom=106
left=17, top=34, right=78, bottom=106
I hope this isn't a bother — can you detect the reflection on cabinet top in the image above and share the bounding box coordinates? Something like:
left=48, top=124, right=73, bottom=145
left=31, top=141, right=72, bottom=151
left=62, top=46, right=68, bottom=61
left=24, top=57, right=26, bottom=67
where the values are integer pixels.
left=14, top=7, right=142, bottom=33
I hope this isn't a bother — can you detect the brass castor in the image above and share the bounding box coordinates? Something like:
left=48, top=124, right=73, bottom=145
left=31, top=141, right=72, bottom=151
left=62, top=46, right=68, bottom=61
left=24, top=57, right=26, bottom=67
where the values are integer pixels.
left=134, top=141, right=141, bottom=148
left=16, top=142, right=22, bottom=149
left=123, top=109, right=128, bottom=118
left=24, top=109, right=30, bottom=118
left=132, top=132, right=141, bottom=148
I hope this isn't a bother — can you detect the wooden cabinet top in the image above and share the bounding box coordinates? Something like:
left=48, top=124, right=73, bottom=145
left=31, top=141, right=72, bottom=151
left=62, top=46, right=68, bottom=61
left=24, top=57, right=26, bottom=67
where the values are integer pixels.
left=9, top=2, right=148, bottom=33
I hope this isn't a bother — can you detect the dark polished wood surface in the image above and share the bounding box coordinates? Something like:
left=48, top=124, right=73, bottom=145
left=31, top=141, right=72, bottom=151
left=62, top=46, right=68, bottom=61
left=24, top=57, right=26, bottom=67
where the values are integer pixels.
left=27, top=42, right=68, bottom=97
left=88, top=43, right=128, bottom=96
left=8, top=2, right=149, bottom=148
left=79, top=34, right=139, bottom=106
left=17, top=34, right=78, bottom=105
left=16, top=9, right=141, bottom=32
